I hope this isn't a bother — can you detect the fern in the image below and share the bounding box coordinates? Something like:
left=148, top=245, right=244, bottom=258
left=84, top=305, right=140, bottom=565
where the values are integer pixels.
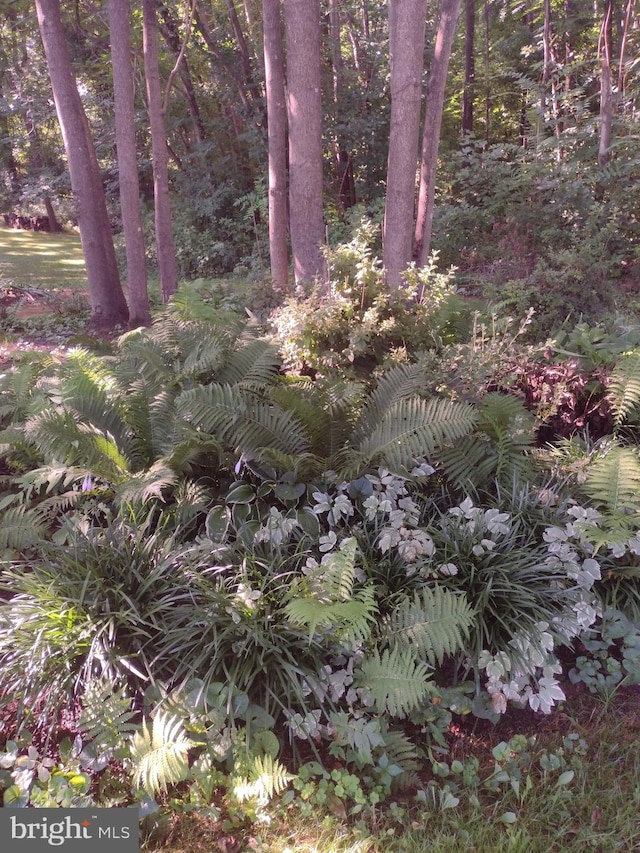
left=583, top=443, right=640, bottom=516
left=0, top=504, right=50, bottom=550
left=59, top=349, right=131, bottom=450
left=355, top=397, right=477, bottom=471
left=379, top=728, right=420, bottom=774
left=608, top=351, right=640, bottom=431
left=232, top=753, right=293, bottom=804
left=351, top=362, right=430, bottom=445
left=114, top=460, right=179, bottom=505
left=285, top=540, right=378, bottom=642
left=78, top=681, right=137, bottom=752
left=217, top=338, right=282, bottom=385
left=130, top=711, right=194, bottom=794
left=285, top=585, right=377, bottom=644
left=437, top=393, right=536, bottom=490
left=271, top=378, right=365, bottom=460
left=323, top=538, right=358, bottom=601
left=176, top=384, right=310, bottom=456
left=356, top=646, right=432, bottom=718
left=382, top=587, right=474, bottom=666
left=23, top=409, right=132, bottom=482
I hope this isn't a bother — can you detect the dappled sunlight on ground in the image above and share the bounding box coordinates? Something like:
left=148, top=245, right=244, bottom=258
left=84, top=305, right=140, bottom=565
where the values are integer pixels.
left=0, top=225, right=88, bottom=288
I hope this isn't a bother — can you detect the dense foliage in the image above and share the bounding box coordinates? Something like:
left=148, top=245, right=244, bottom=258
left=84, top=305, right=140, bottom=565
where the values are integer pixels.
left=2, top=250, right=640, bottom=832
left=1, top=0, right=640, bottom=840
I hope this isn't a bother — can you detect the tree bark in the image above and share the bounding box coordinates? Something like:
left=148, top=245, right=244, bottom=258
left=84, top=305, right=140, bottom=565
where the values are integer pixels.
left=413, top=0, right=462, bottom=267
left=35, top=0, right=129, bottom=328
left=283, top=0, right=325, bottom=290
left=109, top=0, right=151, bottom=327
left=461, top=0, right=475, bottom=136
left=383, top=0, right=428, bottom=291
left=598, top=2, right=613, bottom=167
left=142, top=0, right=178, bottom=302
left=262, top=0, right=289, bottom=289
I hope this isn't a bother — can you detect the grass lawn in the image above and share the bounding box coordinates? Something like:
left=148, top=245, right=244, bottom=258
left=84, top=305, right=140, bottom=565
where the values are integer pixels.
left=0, top=225, right=88, bottom=291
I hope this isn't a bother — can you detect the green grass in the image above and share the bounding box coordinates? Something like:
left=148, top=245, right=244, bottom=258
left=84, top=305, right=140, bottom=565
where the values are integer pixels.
left=0, top=225, right=87, bottom=290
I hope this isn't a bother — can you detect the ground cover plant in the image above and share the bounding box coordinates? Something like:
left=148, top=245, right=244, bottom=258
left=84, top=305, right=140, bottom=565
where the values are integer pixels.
left=1, top=219, right=640, bottom=853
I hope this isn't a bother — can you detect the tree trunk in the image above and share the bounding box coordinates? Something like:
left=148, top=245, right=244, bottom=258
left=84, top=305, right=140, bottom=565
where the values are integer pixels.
left=598, top=2, right=613, bottom=167
left=109, top=0, right=151, bottom=327
left=262, top=0, right=289, bottom=289
left=35, top=0, right=129, bottom=328
left=226, top=0, right=261, bottom=102
left=383, top=0, right=428, bottom=292
left=413, top=0, right=462, bottom=267
left=461, top=0, right=475, bottom=137
left=142, top=0, right=178, bottom=302
left=283, top=0, right=325, bottom=290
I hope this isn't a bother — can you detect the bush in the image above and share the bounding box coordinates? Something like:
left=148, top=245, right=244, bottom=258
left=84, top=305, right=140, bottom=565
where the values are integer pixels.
left=270, top=218, right=475, bottom=378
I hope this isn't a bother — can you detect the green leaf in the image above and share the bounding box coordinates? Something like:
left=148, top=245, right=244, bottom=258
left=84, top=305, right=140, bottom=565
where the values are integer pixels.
left=356, top=647, right=431, bottom=718
left=130, top=712, right=194, bottom=795
left=383, top=586, right=474, bottom=666
left=3, top=784, right=29, bottom=807
left=556, top=770, right=575, bottom=786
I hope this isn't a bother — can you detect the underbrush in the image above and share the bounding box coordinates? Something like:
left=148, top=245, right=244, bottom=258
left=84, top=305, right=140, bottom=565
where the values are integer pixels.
left=1, top=226, right=640, bottom=849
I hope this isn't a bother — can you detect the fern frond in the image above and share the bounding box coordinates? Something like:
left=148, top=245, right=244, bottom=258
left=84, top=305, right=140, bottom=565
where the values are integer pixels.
left=179, top=328, right=232, bottom=381
left=356, top=397, right=477, bottom=471
left=176, top=384, right=310, bottom=456
left=270, top=378, right=364, bottom=459
left=130, top=711, right=194, bottom=794
left=352, top=362, right=429, bottom=444
left=583, top=444, right=640, bottom=515
left=379, top=728, right=420, bottom=774
left=232, top=754, right=293, bottom=804
left=79, top=681, right=137, bottom=752
left=285, top=586, right=377, bottom=644
left=609, top=351, right=640, bottom=430
left=23, top=410, right=132, bottom=481
left=382, top=587, right=474, bottom=666
left=217, top=338, right=282, bottom=385
left=115, top=461, right=179, bottom=505
left=356, top=647, right=431, bottom=718
left=324, top=538, right=358, bottom=601
left=0, top=504, right=50, bottom=549
left=285, top=539, right=378, bottom=642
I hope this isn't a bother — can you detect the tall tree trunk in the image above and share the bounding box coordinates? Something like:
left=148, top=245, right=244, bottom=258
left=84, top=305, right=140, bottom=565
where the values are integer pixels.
left=598, top=2, right=613, bottom=167
left=262, top=0, right=289, bottom=289
left=142, top=0, right=178, bottom=302
left=413, top=0, right=462, bottom=267
left=540, top=0, right=561, bottom=154
left=461, top=0, right=475, bottom=137
left=383, top=0, right=428, bottom=291
left=35, top=0, right=128, bottom=328
left=109, top=0, right=151, bottom=327
left=226, top=0, right=261, bottom=102
left=617, top=0, right=634, bottom=105
left=283, top=0, right=325, bottom=290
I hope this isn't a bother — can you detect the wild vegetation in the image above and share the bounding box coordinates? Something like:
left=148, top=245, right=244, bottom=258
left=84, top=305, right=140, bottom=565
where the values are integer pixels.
left=1, top=205, right=640, bottom=849
left=1, top=0, right=640, bottom=849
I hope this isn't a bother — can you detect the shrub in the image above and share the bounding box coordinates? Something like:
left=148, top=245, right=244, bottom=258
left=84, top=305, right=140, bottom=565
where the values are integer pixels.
left=269, top=218, right=475, bottom=379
